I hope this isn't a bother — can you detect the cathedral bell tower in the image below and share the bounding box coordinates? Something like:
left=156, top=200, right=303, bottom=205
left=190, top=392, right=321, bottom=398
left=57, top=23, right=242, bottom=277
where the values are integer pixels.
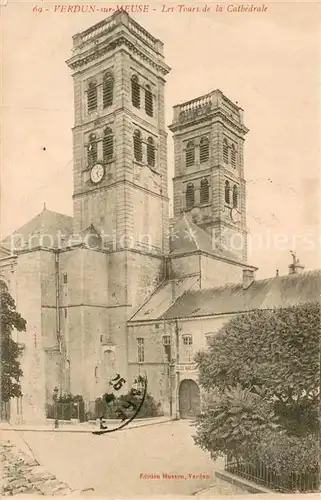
left=169, top=90, right=249, bottom=262
left=66, top=11, right=170, bottom=254
left=65, top=13, right=171, bottom=398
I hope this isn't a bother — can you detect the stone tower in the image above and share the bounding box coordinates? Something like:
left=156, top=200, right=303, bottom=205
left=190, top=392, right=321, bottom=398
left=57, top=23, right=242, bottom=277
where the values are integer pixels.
left=65, top=12, right=171, bottom=398
left=169, top=90, right=249, bottom=262
left=66, top=11, right=170, bottom=252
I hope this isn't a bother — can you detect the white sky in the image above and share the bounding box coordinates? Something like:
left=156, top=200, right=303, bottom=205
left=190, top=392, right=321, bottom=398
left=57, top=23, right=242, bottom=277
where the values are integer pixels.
left=1, top=1, right=320, bottom=278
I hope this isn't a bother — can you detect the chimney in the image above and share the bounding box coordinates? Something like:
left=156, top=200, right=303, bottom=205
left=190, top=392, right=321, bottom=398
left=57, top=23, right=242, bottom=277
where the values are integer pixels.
left=288, top=251, right=305, bottom=275
left=243, top=269, right=255, bottom=289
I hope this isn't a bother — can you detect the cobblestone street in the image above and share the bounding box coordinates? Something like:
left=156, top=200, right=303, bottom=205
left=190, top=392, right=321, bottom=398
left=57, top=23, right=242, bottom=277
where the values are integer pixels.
left=0, top=439, right=75, bottom=496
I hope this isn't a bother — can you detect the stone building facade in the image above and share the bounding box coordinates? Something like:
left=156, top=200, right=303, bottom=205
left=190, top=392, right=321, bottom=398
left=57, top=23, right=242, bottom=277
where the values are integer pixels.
left=1, top=11, right=319, bottom=423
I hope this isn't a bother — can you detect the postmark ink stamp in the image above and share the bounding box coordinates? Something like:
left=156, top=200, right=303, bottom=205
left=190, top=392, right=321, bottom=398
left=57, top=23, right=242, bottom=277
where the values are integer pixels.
left=92, top=373, right=147, bottom=435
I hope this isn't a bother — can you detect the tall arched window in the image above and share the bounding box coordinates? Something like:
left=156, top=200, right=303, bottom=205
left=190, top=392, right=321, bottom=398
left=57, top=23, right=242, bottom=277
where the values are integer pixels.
left=87, top=133, right=98, bottom=166
left=185, top=141, right=195, bottom=167
left=103, top=127, right=114, bottom=162
left=147, top=137, right=155, bottom=167
left=200, top=137, right=209, bottom=163
left=103, top=73, right=114, bottom=108
left=223, top=138, right=229, bottom=164
left=200, top=178, right=209, bottom=204
left=131, top=75, right=140, bottom=108
left=233, top=185, right=238, bottom=208
left=145, top=85, right=153, bottom=117
left=186, top=183, right=195, bottom=209
left=87, top=81, right=97, bottom=113
left=225, top=180, right=231, bottom=204
left=133, top=130, right=143, bottom=162
left=231, top=143, right=237, bottom=167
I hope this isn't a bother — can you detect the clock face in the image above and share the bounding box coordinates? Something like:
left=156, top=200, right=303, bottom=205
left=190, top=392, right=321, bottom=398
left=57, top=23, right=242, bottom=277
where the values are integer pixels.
left=90, top=164, right=104, bottom=184
left=230, top=207, right=240, bottom=223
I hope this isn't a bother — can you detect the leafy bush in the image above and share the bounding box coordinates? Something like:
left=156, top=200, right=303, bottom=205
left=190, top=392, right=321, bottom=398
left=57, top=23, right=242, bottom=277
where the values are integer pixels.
left=95, top=390, right=163, bottom=420
left=194, top=303, right=320, bottom=491
left=251, top=430, right=319, bottom=475
left=194, top=386, right=279, bottom=461
left=195, top=302, right=320, bottom=438
left=46, top=393, right=85, bottom=421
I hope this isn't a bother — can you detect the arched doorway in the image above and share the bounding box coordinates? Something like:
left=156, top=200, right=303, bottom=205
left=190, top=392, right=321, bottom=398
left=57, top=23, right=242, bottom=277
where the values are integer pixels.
left=179, top=379, right=200, bottom=419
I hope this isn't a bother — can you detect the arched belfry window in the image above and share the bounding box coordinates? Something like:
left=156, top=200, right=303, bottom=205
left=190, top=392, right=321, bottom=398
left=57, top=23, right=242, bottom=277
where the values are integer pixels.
left=231, top=143, right=237, bottom=167
left=225, top=180, right=231, bottom=204
left=87, top=133, right=98, bottom=167
left=103, top=73, right=114, bottom=108
left=200, top=178, right=209, bottom=205
left=185, top=141, right=195, bottom=167
left=233, top=185, right=238, bottom=208
left=200, top=137, right=209, bottom=163
left=131, top=75, right=140, bottom=108
left=186, top=183, right=195, bottom=209
left=133, top=129, right=143, bottom=162
left=103, top=127, right=114, bottom=162
left=87, top=81, right=97, bottom=113
left=147, top=137, right=155, bottom=167
left=145, top=85, right=153, bottom=117
left=223, top=138, right=229, bottom=164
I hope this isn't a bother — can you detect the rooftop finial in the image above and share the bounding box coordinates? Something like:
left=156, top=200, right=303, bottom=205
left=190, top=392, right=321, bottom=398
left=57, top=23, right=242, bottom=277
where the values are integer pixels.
left=43, top=202, right=47, bottom=211
left=289, top=251, right=304, bottom=275
left=276, top=269, right=279, bottom=277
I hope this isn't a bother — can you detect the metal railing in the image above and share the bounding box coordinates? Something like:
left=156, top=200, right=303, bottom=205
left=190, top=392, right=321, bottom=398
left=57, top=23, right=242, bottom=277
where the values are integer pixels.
left=225, top=455, right=319, bottom=492
left=46, top=402, right=85, bottom=422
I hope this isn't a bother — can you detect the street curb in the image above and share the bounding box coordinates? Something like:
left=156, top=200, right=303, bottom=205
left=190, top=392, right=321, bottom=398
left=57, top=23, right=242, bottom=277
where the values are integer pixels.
left=0, top=417, right=177, bottom=434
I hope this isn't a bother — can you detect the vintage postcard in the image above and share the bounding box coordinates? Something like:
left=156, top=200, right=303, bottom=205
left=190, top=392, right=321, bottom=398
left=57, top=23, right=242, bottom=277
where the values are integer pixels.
left=0, top=0, right=320, bottom=498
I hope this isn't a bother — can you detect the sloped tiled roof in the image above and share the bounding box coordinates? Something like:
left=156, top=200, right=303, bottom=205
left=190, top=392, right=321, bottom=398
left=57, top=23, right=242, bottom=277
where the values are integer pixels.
left=129, top=269, right=321, bottom=322
left=162, top=269, right=321, bottom=319
left=2, top=207, right=73, bottom=251
left=170, top=213, right=244, bottom=263
left=129, top=275, right=200, bottom=322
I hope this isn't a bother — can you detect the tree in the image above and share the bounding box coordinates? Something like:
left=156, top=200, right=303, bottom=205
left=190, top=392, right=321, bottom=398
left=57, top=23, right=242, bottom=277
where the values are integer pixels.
left=0, top=288, right=27, bottom=402
left=195, top=302, right=320, bottom=437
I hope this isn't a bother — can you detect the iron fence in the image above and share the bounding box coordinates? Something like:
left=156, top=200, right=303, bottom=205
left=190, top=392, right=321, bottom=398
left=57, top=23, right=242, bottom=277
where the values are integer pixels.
left=225, top=455, right=319, bottom=492
left=46, top=402, right=85, bottom=422
left=0, top=401, right=10, bottom=421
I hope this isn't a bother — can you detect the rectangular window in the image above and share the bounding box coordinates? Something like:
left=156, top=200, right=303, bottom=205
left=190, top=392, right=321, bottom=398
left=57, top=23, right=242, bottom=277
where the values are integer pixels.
left=63, top=273, right=68, bottom=284
left=183, top=335, right=193, bottom=362
left=162, top=335, right=171, bottom=361
left=137, top=338, right=144, bottom=363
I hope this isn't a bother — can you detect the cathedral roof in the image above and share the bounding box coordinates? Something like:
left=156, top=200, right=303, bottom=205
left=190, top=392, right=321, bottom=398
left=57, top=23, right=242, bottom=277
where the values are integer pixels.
left=169, top=213, right=243, bottom=263
left=129, top=269, right=321, bottom=322
left=1, top=206, right=73, bottom=252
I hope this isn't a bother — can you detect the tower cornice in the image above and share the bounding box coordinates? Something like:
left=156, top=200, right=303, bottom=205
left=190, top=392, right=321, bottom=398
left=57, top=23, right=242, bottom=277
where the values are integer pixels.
left=66, top=34, right=171, bottom=77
